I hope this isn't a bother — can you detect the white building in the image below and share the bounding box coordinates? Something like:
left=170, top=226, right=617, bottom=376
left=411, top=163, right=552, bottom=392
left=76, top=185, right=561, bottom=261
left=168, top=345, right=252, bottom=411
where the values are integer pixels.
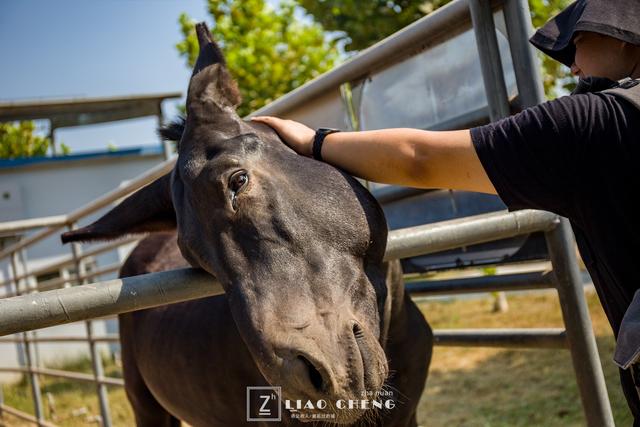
left=0, top=93, right=177, bottom=381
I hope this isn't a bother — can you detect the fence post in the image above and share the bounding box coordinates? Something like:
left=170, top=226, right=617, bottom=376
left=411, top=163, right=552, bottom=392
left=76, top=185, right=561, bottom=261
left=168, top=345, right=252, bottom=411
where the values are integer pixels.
left=545, top=218, right=614, bottom=427
left=468, top=0, right=510, bottom=121
left=502, top=0, right=546, bottom=107
left=9, top=251, right=45, bottom=426
left=0, top=383, right=5, bottom=427
left=68, top=223, right=113, bottom=427
left=16, top=250, right=42, bottom=370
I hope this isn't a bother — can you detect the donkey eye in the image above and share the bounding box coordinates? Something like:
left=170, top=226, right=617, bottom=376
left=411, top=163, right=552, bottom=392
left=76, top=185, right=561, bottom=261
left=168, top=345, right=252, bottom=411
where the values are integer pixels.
left=229, top=170, right=249, bottom=193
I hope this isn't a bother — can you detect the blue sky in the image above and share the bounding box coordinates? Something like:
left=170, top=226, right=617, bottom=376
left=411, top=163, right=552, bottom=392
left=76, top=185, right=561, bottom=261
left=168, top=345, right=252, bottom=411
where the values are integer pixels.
left=0, top=1, right=216, bottom=153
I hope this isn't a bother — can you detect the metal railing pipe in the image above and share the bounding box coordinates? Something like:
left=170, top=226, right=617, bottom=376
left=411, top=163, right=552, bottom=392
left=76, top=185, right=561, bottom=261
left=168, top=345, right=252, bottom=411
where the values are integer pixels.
left=9, top=252, right=45, bottom=426
left=0, top=405, right=57, bottom=427
left=406, top=271, right=553, bottom=295
left=0, top=210, right=558, bottom=336
left=17, top=249, right=43, bottom=375
left=545, top=219, right=614, bottom=426
left=0, top=227, right=61, bottom=266
left=503, top=0, right=546, bottom=107
left=0, top=215, right=67, bottom=235
left=4, top=262, right=122, bottom=298
left=469, top=0, right=511, bottom=121
left=0, top=335, right=120, bottom=343
left=433, top=328, right=567, bottom=348
left=0, top=378, right=4, bottom=425
left=68, top=223, right=112, bottom=427
left=0, top=268, right=223, bottom=336
left=0, top=367, right=123, bottom=387
left=0, top=237, right=138, bottom=288
left=384, top=209, right=558, bottom=261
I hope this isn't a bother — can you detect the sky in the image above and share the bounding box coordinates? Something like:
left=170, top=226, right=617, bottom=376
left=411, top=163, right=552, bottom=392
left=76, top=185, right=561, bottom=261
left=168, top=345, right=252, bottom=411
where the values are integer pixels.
left=0, top=0, right=216, bottom=153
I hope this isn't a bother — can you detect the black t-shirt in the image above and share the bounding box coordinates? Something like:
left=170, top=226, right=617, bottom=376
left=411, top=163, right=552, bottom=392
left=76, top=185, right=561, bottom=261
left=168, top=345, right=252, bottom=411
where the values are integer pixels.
left=471, top=89, right=640, bottom=335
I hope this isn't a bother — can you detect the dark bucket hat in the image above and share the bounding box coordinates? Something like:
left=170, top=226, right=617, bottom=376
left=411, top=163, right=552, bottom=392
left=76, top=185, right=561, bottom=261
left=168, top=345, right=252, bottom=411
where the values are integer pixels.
left=529, top=0, right=640, bottom=67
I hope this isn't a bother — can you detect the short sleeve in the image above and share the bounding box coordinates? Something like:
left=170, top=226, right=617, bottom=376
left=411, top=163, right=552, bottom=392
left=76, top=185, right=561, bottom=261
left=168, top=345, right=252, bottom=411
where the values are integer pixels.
left=470, top=92, right=633, bottom=218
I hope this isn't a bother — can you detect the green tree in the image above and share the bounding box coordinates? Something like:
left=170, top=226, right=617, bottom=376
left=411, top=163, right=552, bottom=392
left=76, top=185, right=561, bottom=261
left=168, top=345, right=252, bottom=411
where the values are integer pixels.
left=177, top=0, right=341, bottom=117
left=294, top=0, right=445, bottom=52
left=528, top=0, right=575, bottom=96
left=0, top=121, right=70, bottom=159
left=297, top=0, right=573, bottom=98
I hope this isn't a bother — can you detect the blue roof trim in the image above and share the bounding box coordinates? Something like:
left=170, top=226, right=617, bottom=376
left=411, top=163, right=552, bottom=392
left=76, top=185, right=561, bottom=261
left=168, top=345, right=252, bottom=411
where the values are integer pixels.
left=0, top=145, right=164, bottom=169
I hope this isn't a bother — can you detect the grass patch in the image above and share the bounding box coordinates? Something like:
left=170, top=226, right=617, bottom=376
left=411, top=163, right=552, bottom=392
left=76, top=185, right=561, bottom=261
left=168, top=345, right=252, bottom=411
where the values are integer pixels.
left=415, top=289, right=633, bottom=426
left=2, top=355, right=132, bottom=426
left=1, top=289, right=631, bottom=426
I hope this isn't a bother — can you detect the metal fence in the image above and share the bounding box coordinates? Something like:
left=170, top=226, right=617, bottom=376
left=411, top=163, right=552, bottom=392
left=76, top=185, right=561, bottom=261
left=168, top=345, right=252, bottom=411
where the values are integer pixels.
left=0, top=0, right=615, bottom=426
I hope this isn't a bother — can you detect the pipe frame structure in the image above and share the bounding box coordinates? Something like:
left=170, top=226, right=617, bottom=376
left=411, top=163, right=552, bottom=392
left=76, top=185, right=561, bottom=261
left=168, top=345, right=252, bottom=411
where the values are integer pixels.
left=0, top=0, right=614, bottom=425
left=8, top=250, right=45, bottom=426
left=68, top=222, right=112, bottom=427
left=0, top=209, right=613, bottom=427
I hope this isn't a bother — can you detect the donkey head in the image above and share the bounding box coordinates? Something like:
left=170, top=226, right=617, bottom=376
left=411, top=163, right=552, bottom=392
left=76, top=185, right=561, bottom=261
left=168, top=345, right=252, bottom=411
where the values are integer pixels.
left=62, top=23, right=390, bottom=423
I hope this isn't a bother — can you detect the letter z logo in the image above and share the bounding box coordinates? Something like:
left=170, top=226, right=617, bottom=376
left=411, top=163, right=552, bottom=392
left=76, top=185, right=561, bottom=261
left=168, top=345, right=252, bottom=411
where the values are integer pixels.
left=247, top=386, right=281, bottom=422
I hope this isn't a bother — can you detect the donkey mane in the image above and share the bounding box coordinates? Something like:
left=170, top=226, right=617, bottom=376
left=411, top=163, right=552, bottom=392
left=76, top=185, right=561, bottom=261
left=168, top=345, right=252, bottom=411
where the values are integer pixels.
left=158, top=116, right=186, bottom=145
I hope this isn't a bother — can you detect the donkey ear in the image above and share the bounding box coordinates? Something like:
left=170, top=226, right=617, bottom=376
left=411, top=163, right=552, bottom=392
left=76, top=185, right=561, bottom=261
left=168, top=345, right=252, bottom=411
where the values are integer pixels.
left=61, top=173, right=175, bottom=244
left=187, top=22, right=241, bottom=114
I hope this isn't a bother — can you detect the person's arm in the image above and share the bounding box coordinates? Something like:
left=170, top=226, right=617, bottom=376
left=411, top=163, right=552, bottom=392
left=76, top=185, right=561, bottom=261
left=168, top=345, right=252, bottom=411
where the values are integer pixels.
left=250, top=116, right=497, bottom=195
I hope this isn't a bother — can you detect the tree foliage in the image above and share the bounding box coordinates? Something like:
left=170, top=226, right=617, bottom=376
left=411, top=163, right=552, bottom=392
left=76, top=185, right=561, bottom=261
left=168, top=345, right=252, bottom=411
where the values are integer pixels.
left=297, top=0, right=573, bottom=98
left=528, top=0, right=575, bottom=96
left=0, top=122, right=55, bottom=159
left=295, top=0, right=448, bottom=52
left=0, top=122, right=70, bottom=159
left=176, top=0, right=340, bottom=117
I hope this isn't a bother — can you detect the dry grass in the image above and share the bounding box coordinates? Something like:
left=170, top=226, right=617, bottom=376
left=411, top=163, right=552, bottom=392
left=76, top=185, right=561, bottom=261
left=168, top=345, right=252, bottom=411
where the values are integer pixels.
left=414, top=289, right=633, bottom=426
left=1, top=289, right=632, bottom=426
left=1, top=357, right=132, bottom=426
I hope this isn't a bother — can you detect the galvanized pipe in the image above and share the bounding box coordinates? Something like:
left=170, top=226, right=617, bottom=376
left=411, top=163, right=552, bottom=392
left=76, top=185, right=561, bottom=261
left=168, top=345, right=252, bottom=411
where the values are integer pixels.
left=0, top=227, right=61, bottom=266
left=469, top=0, right=511, bottom=121
left=0, top=367, right=123, bottom=387
left=433, top=328, right=567, bottom=349
left=0, top=405, right=57, bottom=427
left=0, top=335, right=120, bottom=343
left=0, top=237, right=138, bottom=288
left=0, top=210, right=555, bottom=336
left=545, top=219, right=614, bottom=426
left=503, top=0, right=546, bottom=107
left=0, top=215, right=67, bottom=235
left=9, top=252, right=45, bottom=426
left=0, top=268, right=224, bottom=336
left=0, top=210, right=557, bottom=336
left=0, top=382, right=4, bottom=426
left=17, top=249, right=43, bottom=373
left=384, top=209, right=558, bottom=261
left=503, top=4, right=614, bottom=424
left=406, top=271, right=553, bottom=295
left=69, top=223, right=112, bottom=427
left=4, top=262, right=122, bottom=299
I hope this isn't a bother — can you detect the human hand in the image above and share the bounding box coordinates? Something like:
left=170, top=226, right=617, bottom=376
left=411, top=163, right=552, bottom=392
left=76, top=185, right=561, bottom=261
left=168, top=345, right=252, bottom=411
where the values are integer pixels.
left=250, top=116, right=314, bottom=157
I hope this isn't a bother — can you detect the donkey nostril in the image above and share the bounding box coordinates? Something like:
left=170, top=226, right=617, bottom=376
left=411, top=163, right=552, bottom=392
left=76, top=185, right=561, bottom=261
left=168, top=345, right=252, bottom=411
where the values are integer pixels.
left=297, top=355, right=324, bottom=393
